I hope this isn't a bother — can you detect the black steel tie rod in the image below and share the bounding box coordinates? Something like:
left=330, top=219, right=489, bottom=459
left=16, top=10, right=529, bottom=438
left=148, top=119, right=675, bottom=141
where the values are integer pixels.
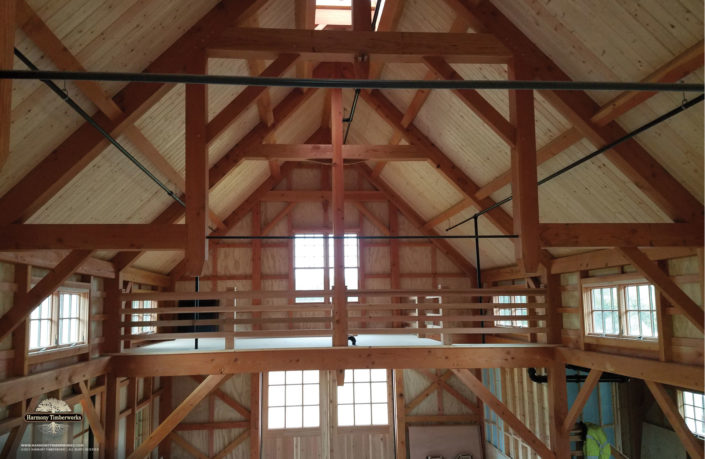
left=1, top=68, right=702, bottom=92
left=13, top=48, right=186, bottom=208
left=446, top=93, right=705, bottom=231
left=206, top=234, right=518, bottom=240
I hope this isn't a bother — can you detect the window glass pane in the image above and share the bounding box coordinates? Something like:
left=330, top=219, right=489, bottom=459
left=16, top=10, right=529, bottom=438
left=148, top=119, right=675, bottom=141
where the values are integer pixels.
left=627, top=311, right=639, bottom=336
left=639, top=285, right=652, bottom=310
left=592, top=290, right=602, bottom=310
left=338, top=383, right=354, bottom=404
left=626, top=286, right=637, bottom=309
left=269, top=386, right=285, bottom=407
left=303, top=370, right=319, bottom=383
left=354, top=383, right=371, bottom=403
left=295, top=269, right=325, bottom=291
left=593, top=311, right=604, bottom=333
left=640, top=311, right=654, bottom=337
left=286, top=385, right=303, bottom=406
left=268, top=407, right=285, bottom=429
left=286, top=371, right=302, bottom=384
left=371, top=382, right=387, bottom=403
left=370, top=369, right=387, bottom=381
left=303, top=406, right=320, bottom=428
left=303, top=384, right=319, bottom=405
left=354, top=404, right=371, bottom=426
left=606, top=312, right=619, bottom=334
left=294, top=235, right=325, bottom=268
left=372, top=403, right=388, bottom=425
left=29, top=321, right=39, bottom=349
left=286, top=406, right=302, bottom=428
left=354, top=369, right=370, bottom=382
left=344, top=268, right=358, bottom=290
left=269, top=371, right=285, bottom=385
left=338, top=404, right=354, bottom=426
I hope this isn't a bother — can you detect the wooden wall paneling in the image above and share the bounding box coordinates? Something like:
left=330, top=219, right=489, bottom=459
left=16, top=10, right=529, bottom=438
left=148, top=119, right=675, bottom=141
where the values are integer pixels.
left=184, top=51, right=209, bottom=277
left=0, top=0, right=14, bottom=170
left=331, top=88, right=348, bottom=348
left=128, top=374, right=226, bottom=459
left=645, top=381, right=704, bottom=459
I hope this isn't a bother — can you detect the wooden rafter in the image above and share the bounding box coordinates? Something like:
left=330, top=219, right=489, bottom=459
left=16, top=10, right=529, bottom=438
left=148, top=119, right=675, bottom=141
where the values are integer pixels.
left=14, top=0, right=225, bottom=232
left=452, top=369, right=555, bottom=459
left=128, top=375, right=226, bottom=459
left=446, top=0, right=703, bottom=224
left=645, top=381, right=704, bottom=459
left=208, top=28, right=512, bottom=63
left=206, top=53, right=299, bottom=144
left=618, top=247, right=704, bottom=333
left=423, top=56, right=516, bottom=146
left=0, top=0, right=259, bottom=226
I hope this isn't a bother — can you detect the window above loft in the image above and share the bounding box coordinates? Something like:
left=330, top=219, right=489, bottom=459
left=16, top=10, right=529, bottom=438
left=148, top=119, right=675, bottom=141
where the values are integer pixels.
left=315, top=0, right=384, bottom=28
left=29, top=288, right=89, bottom=351
left=581, top=276, right=658, bottom=341
left=492, top=295, right=528, bottom=328
left=294, top=233, right=359, bottom=303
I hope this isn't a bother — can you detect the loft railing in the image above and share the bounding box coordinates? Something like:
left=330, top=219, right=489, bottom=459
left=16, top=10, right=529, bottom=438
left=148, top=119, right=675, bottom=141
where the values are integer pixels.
left=119, top=287, right=547, bottom=348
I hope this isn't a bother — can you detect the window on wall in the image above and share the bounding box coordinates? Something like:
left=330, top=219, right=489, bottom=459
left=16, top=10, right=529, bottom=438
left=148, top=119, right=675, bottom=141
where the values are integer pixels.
left=582, top=278, right=658, bottom=339
left=493, top=295, right=528, bottom=328
left=294, top=233, right=359, bottom=303
left=131, top=300, right=157, bottom=335
left=678, top=390, right=705, bottom=438
left=29, top=289, right=88, bottom=350
left=267, top=370, right=320, bottom=429
left=337, top=369, right=389, bottom=427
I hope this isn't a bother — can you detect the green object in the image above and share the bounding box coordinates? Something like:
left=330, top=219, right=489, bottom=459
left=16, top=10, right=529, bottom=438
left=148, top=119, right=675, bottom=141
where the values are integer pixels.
left=583, top=423, right=611, bottom=459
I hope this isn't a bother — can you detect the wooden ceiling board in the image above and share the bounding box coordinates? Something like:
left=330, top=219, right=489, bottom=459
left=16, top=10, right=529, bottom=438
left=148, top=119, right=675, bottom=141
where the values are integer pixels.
left=251, top=0, right=296, bottom=29
left=25, top=134, right=176, bottom=225
left=271, top=87, right=324, bottom=144
left=395, top=0, right=456, bottom=33
left=208, top=159, right=271, bottom=220
left=131, top=250, right=185, bottom=275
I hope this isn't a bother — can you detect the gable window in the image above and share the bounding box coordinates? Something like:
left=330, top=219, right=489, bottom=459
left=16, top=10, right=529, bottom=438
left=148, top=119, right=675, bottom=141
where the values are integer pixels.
left=131, top=300, right=157, bottom=335
left=267, top=370, right=320, bottom=429
left=493, top=295, right=528, bottom=328
left=29, top=289, right=88, bottom=350
left=294, top=234, right=359, bottom=303
left=582, top=277, right=657, bottom=339
left=337, top=369, right=389, bottom=427
left=678, top=390, right=705, bottom=438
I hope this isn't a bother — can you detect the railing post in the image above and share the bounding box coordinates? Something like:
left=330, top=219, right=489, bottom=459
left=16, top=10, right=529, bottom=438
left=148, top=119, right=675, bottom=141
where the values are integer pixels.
left=104, top=276, right=122, bottom=354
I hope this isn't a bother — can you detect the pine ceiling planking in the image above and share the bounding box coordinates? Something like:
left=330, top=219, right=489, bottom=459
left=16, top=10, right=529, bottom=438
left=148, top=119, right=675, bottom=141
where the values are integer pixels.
left=270, top=86, right=324, bottom=144
left=395, top=0, right=456, bottom=33
left=208, top=159, right=271, bottom=222
left=25, top=133, right=176, bottom=224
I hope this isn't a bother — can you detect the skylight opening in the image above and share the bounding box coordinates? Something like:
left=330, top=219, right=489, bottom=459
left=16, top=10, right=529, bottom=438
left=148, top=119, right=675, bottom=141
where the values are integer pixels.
left=314, top=0, right=384, bottom=29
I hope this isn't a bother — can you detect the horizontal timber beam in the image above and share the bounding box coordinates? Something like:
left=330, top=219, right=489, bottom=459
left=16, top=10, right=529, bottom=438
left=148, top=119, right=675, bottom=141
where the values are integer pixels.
left=0, top=357, right=110, bottom=405
left=208, top=28, right=511, bottom=63
left=243, top=144, right=427, bottom=161
left=260, top=190, right=386, bottom=201
left=0, top=224, right=187, bottom=250
left=109, top=345, right=555, bottom=377
left=538, top=223, right=704, bottom=247
left=556, top=347, right=703, bottom=391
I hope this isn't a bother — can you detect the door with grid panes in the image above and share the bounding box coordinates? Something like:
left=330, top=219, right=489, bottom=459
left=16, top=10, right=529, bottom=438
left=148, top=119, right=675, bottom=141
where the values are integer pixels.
left=262, top=369, right=393, bottom=458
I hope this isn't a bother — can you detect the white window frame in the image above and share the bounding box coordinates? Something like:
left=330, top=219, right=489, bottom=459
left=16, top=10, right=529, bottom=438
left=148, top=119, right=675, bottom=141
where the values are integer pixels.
left=29, top=287, right=89, bottom=351
left=581, top=275, right=658, bottom=341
